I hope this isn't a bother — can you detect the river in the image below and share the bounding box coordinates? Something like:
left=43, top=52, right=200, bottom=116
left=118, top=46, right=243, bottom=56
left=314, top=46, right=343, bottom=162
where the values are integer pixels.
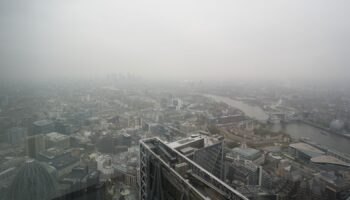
left=206, top=94, right=350, bottom=154
left=270, top=123, right=350, bottom=154
left=205, top=94, right=269, bottom=121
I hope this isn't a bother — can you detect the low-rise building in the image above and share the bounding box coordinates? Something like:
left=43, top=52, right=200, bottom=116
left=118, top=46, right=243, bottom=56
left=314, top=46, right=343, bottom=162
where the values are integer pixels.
left=46, top=132, right=70, bottom=149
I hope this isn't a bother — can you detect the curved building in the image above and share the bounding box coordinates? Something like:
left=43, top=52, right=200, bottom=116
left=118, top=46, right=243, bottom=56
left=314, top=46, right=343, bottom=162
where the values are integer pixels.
left=6, top=159, right=58, bottom=200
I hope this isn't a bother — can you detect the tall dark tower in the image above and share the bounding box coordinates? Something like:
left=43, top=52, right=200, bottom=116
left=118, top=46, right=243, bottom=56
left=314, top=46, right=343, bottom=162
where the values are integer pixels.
left=139, top=138, right=248, bottom=200
left=6, top=159, right=58, bottom=200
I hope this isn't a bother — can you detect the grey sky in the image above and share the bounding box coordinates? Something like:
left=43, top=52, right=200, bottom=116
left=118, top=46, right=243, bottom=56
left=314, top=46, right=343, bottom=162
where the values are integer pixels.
left=1, top=0, right=349, bottom=81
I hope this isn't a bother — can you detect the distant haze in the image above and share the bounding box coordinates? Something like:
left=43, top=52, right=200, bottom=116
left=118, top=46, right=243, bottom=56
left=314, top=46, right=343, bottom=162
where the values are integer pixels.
left=1, top=0, right=350, bottom=82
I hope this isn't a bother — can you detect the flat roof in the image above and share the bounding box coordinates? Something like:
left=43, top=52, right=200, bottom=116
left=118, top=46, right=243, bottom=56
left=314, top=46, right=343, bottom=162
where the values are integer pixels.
left=33, top=119, right=53, bottom=126
left=46, top=132, right=69, bottom=141
left=180, top=147, right=195, bottom=154
left=289, top=143, right=325, bottom=154
left=232, top=147, right=260, bottom=157
left=311, top=155, right=350, bottom=167
left=167, top=134, right=221, bottom=149
left=167, top=135, right=204, bottom=149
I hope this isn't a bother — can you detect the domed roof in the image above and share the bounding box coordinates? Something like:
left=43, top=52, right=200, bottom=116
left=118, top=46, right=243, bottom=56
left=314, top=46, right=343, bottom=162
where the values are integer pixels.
left=330, top=119, right=344, bottom=131
left=6, top=159, right=58, bottom=200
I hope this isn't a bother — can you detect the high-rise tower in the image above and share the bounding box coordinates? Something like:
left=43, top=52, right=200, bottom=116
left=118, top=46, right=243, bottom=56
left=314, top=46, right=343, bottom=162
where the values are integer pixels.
left=139, top=137, right=248, bottom=200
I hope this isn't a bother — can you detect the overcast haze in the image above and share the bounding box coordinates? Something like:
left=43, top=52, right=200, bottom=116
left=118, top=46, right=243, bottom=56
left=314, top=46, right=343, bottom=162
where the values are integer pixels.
left=1, top=0, right=350, bottom=82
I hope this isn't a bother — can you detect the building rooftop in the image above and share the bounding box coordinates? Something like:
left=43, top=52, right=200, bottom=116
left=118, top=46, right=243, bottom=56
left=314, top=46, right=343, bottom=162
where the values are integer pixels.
left=289, top=143, right=325, bottom=155
left=180, top=146, right=195, bottom=154
left=46, top=132, right=69, bottom=142
left=140, top=138, right=249, bottom=200
left=39, top=148, right=63, bottom=160
left=33, top=120, right=53, bottom=126
left=6, top=160, right=58, bottom=200
left=311, top=155, right=350, bottom=167
left=167, top=134, right=222, bottom=149
left=232, top=147, right=260, bottom=159
left=317, top=171, right=350, bottom=189
left=49, top=153, right=79, bottom=170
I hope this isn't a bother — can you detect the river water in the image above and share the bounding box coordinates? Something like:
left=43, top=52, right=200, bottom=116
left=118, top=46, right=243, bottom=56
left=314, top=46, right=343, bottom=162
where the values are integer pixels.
left=206, top=94, right=350, bottom=154
left=205, top=94, right=269, bottom=121
left=270, top=123, right=350, bottom=154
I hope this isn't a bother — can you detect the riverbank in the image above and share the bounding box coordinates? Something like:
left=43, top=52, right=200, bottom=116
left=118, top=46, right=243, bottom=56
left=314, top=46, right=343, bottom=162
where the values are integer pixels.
left=300, top=120, right=350, bottom=140
left=269, top=122, right=350, bottom=154
left=205, top=94, right=350, bottom=154
left=204, top=94, right=269, bottom=122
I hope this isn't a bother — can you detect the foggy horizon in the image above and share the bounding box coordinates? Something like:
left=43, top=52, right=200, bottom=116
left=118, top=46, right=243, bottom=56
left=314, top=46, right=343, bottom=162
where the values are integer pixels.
left=2, top=2, right=350, bottom=199
left=1, top=0, right=350, bottom=83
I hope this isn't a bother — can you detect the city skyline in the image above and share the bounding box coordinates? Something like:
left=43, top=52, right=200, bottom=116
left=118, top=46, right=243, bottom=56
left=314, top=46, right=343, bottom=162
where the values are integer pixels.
left=1, top=0, right=350, bottom=199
